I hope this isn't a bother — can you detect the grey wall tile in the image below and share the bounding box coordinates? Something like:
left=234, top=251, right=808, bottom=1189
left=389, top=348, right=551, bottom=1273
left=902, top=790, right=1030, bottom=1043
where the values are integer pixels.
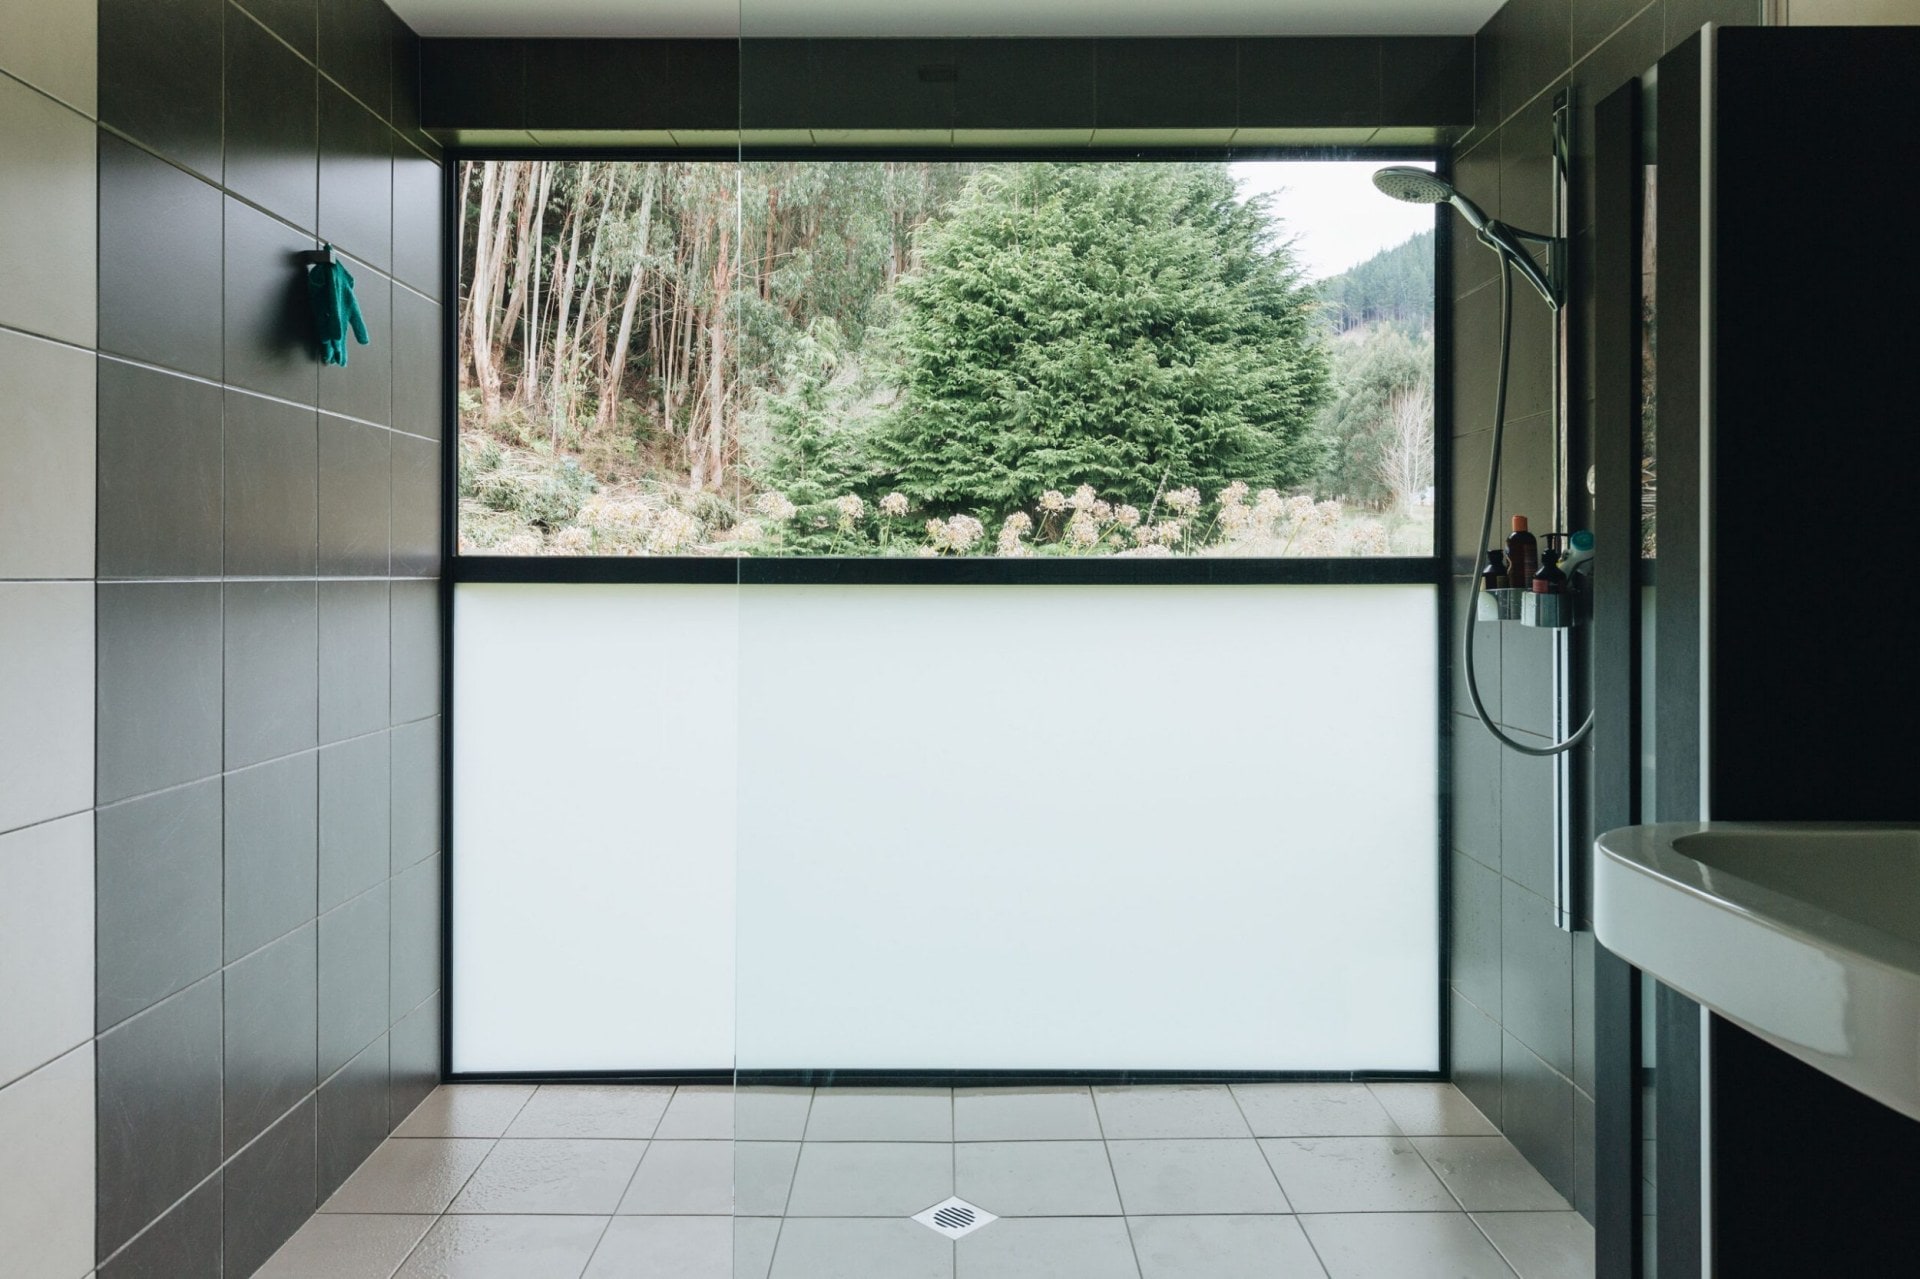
left=319, top=883, right=389, bottom=1077
left=320, top=0, right=394, bottom=118
left=388, top=991, right=439, bottom=1127
left=224, top=390, right=320, bottom=577
left=1450, top=849, right=1502, bottom=1017
left=225, top=2, right=319, bottom=229
left=390, top=148, right=442, bottom=299
left=0, top=1044, right=95, bottom=1277
left=96, top=360, right=225, bottom=579
left=318, top=263, right=392, bottom=425
left=389, top=581, right=440, bottom=725
left=391, top=284, right=442, bottom=437
left=223, top=924, right=318, bottom=1156
left=97, top=134, right=225, bottom=379
left=389, top=716, right=439, bottom=872
left=319, top=581, right=391, bottom=743
left=225, top=197, right=322, bottom=405
left=0, top=582, right=94, bottom=832
left=0, top=818, right=93, bottom=1087
left=1497, top=613, right=1556, bottom=739
left=1501, top=879, right=1574, bottom=1077
left=1450, top=713, right=1501, bottom=868
left=318, top=1034, right=390, bottom=1200
left=0, top=0, right=98, bottom=115
left=320, top=731, right=391, bottom=909
left=98, top=0, right=225, bottom=180
left=390, top=430, right=441, bottom=576
left=96, top=978, right=224, bottom=1259
left=0, top=73, right=97, bottom=347
left=318, top=414, right=393, bottom=575
left=0, top=328, right=95, bottom=578
left=1452, top=577, right=1503, bottom=723
left=224, top=579, right=319, bottom=768
left=224, top=750, right=319, bottom=963
left=1574, top=1086, right=1596, bottom=1219
left=1451, top=988, right=1502, bottom=1126
left=1573, top=929, right=1596, bottom=1097
left=319, top=79, right=394, bottom=271
left=96, top=779, right=224, bottom=1032
left=97, top=1169, right=222, bottom=1279
left=239, top=0, right=319, bottom=61
left=96, top=582, right=224, bottom=805
left=1500, top=741, right=1557, bottom=898
left=389, top=853, right=441, bottom=1021
left=1501, top=1031, right=1575, bottom=1201
left=224, top=1095, right=317, bottom=1278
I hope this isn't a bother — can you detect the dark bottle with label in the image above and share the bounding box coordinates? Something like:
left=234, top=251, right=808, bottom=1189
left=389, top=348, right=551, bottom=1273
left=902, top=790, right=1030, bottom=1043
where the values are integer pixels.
left=1506, top=516, right=1538, bottom=589
left=1482, top=549, right=1509, bottom=594
left=1533, top=534, right=1567, bottom=594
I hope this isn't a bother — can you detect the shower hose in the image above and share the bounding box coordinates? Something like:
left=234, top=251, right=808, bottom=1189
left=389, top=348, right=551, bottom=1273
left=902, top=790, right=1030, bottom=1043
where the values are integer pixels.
left=1460, top=252, right=1595, bottom=758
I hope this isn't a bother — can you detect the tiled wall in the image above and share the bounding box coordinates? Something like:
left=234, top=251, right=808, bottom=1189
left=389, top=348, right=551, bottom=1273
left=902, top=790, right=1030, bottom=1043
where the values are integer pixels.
left=1, top=0, right=446, bottom=1275
left=1444, top=0, right=1760, bottom=1224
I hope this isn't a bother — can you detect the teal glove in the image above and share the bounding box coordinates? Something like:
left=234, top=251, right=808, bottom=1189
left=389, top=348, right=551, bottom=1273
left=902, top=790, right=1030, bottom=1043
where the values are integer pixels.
left=307, top=256, right=370, bottom=367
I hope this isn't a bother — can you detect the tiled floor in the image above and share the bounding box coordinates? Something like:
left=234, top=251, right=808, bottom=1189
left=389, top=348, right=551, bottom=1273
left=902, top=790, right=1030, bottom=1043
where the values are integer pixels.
left=257, top=1081, right=1595, bottom=1279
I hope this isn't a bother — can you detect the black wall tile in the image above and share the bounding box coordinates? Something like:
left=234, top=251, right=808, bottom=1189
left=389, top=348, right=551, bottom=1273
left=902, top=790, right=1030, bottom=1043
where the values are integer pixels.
left=1573, top=1087, right=1596, bottom=1218
left=391, top=18, right=423, bottom=135
left=223, top=924, right=318, bottom=1155
left=737, top=40, right=808, bottom=132
left=225, top=390, right=320, bottom=577
left=389, top=583, right=440, bottom=726
left=96, top=978, right=225, bottom=1259
left=98, top=1170, right=222, bottom=1279
left=1239, top=38, right=1379, bottom=128
left=224, top=1096, right=317, bottom=1278
left=1491, top=0, right=1571, bottom=128
left=525, top=40, right=668, bottom=130
left=319, top=733, right=392, bottom=910
left=99, top=0, right=225, bottom=181
left=1451, top=849, right=1502, bottom=1016
left=391, top=285, right=442, bottom=439
left=96, top=779, right=224, bottom=1032
left=1501, top=879, right=1574, bottom=1077
left=1502, top=1030, right=1576, bottom=1199
left=224, top=580, right=320, bottom=768
left=419, top=38, right=523, bottom=129
left=1451, top=987, right=1502, bottom=1124
left=391, top=152, right=444, bottom=301
left=96, top=582, right=225, bottom=804
left=96, top=361, right=224, bottom=579
left=318, top=1035, right=390, bottom=1200
left=1381, top=38, right=1475, bottom=125
left=807, top=40, right=955, bottom=131
left=953, top=40, right=1095, bottom=132
left=319, top=0, right=394, bottom=118
left=318, top=414, right=393, bottom=576
left=319, top=884, right=389, bottom=1076
left=319, top=262, right=392, bottom=424
left=389, top=716, right=439, bottom=873
left=390, top=431, right=441, bottom=577
left=388, top=853, right=440, bottom=1020
left=226, top=4, right=319, bottom=230
left=97, top=137, right=225, bottom=380
left=388, top=991, right=439, bottom=1127
left=668, top=40, right=738, bottom=132
left=238, top=0, right=318, bottom=60
left=1450, top=713, right=1502, bottom=866
left=224, top=750, right=319, bottom=962
left=1572, top=929, right=1596, bottom=1096
left=319, top=582, right=391, bottom=743
left=319, top=84, right=394, bottom=271
left=1095, top=40, right=1236, bottom=129
left=225, top=198, right=323, bottom=405
left=1668, top=0, right=1762, bottom=46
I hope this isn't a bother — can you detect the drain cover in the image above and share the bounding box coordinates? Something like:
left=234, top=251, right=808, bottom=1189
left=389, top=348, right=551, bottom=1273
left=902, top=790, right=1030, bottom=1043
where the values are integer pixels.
left=912, top=1196, right=997, bottom=1240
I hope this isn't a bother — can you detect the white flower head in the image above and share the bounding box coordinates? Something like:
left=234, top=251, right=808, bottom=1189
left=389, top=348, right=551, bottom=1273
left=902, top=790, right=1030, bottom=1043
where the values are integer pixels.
left=1038, top=489, right=1068, bottom=513
left=1165, top=486, right=1201, bottom=513
left=756, top=491, right=797, bottom=522
left=1218, top=480, right=1249, bottom=508
left=1067, top=509, right=1100, bottom=547
left=944, top=514, right=985, bottom=551
left=1069, top=484, right=1099, bottom=512
left=879, top=492, right=909, bottom=518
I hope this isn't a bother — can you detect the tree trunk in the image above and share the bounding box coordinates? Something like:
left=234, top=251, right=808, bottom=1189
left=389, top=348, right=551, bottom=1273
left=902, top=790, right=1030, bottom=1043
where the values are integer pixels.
left=469, top=163, right=502, bottom=420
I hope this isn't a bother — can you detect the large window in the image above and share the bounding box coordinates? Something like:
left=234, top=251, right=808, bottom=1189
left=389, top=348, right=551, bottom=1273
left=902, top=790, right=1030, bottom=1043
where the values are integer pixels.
left=454, top=157, right=1437, bottom=559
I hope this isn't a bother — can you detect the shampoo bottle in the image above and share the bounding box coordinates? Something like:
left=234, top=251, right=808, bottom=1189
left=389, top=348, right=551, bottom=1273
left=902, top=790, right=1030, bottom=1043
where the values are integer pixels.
left=1482, top=549, right=1509, bottom=594
left=1533, top=534, right=1567, bottom=594
left=1506, top=516, right=1538, bottom=589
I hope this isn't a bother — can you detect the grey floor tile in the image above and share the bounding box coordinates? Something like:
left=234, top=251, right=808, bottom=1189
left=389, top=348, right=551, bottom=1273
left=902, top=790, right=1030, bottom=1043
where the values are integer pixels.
left=254, top=1212, right=436, bottom=1278
left=395, top=1085, right=537, bottom=1138
left=1231, top=1084, right=1399, bottom=1137
left=769, top=1218, right=952, bottom=1279
left=957, top=1216, right=1140, bottom=1278
left=1106, top=1139, right=1290, bottom=1215
left=1128, top=1215, right=1328, bottom=1279
left=506, top=1085, right=673, bottom=1140
left=955, top=1140, right=1122, bottom=1216
left=1416, top=1137, right=1571, bottom=1212
left=1094, top=1085, right=1250, bottom=1139
left=1261, top=1137, right=1456, bottom=1213
left=737, top=1088, right=814, bottom=1140
left=784, top=1142, right=953, bottom=1217
left=617, top=1140, right=731, bottom=1216
left=586, top=1215, right=733, bottom=1279
left=1470, top=1211, right=1594, bottom=1279
left=393, top=1214, right=608, bottom=1279
left=735, top=1217, right=781, bottom=1279
left=1368, top=1083, right=1500, bottom=1137
left=735, top=1143, right=803, bottom=1217
left=803, top=1088, right=952, bottom=1142
left=954, top=1087, right=1101, bottom=1141
left=321, top=1137, right=495, bottom=1214
left=1300, top=1212, right=1517, bottom=1279
left=654, top=1086, right=735, bottom=1139
left=451, top=1139, right=647, bottom=1215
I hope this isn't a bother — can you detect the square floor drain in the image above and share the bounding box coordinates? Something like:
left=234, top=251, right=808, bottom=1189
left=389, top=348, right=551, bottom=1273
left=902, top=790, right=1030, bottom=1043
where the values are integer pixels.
left=912, top=1196, right=997, bottom=1240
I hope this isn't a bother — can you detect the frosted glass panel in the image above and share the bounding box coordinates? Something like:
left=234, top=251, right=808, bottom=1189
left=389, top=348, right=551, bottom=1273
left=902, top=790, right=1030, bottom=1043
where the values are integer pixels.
left=736, top=584, right=1439, bottom=1071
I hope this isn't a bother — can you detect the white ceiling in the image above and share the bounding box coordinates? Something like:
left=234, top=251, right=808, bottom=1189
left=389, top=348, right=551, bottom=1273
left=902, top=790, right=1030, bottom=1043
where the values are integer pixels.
left=388, top=0, right=1504, bottom=40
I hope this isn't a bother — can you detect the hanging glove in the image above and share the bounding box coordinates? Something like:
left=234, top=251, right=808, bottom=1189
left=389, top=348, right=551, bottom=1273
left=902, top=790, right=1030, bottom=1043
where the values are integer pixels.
left=307, top=255, right=370, bottom=367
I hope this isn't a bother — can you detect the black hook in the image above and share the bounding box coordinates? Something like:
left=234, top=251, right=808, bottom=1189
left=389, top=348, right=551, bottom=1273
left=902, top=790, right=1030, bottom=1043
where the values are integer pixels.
left=298, top=242, right=336, bottom=267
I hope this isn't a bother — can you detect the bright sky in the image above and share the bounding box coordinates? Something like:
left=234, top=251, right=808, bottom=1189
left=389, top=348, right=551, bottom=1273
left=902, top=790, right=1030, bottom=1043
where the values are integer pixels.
left=1231, top=160, right=1438, bottom=282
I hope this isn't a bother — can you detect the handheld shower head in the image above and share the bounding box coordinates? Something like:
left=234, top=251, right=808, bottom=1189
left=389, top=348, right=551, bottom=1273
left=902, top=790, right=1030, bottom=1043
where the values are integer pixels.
left=1371, top=164, right=1561, bottom=308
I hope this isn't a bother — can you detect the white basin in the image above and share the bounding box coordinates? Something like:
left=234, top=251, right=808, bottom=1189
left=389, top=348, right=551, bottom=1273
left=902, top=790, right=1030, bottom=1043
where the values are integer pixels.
left=1594, top=822, right=1920, bottom=1121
